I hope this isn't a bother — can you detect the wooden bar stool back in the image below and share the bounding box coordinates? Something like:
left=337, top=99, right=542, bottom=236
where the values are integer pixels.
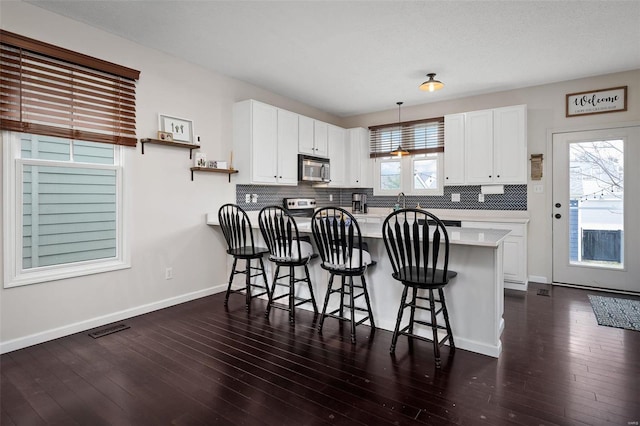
left=218, top=203, right=271, bottom=310
left=382, top=208, right=457, bottom=367
left=311, top=207, right=376, bottom=343
left=258, top=206, right=319, bottom=323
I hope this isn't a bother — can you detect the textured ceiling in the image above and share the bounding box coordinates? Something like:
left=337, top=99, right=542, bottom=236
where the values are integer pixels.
left=26, top=0, right=640, bottom=117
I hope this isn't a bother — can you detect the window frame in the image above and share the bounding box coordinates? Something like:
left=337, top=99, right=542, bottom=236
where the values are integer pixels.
left=3, top=131, right=131, bottom=288
left=373, top=152, right=444, bottom=197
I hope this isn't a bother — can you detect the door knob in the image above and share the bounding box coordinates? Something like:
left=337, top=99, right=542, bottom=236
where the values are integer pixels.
left=555, top=203, right=561, bottom=208
left=555, top=213, right=562, bottom=219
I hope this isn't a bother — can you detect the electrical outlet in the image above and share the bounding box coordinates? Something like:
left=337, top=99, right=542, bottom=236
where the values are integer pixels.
left=478, top=193, right=485, bottom=202
left=165, top=267, right=173, bottom=280
left=251, top=194, right=258, bottom=203
left=329, top=194, right=333, bottom=202
left=533, top=184, right=544, bottom=193
left=245, top=194, right=251, bottom=203
left=451, top=193, right=460, bottom=202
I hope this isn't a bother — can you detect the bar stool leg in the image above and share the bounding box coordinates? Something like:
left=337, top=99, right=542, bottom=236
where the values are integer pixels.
left=225, top=258, right=239, bottom=307
left=349, top=276, right=356, bottom=344
left=304, top=264, right=319, bottom=314
left=289, top=265, right=296, bottom=323
left=360, top=275, right=376, bottom=329
left=245, top=259, right=253, bottom=311
left=390, top=286, right=409, bottom=353
left=265, top=265, right=279, bottom=317
left=439, top=288, right=455, bottom=350
left=408, top=287, right=418, bottom=334
left=339, top=276, right=346, bottom=318
left=258, top=257, right=272, bottom=304
left=428, top=289, right=442, bottom=367
left=318, top=273, right=336, bottom=334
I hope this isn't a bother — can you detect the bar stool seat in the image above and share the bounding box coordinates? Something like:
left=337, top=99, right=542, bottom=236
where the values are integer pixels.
left=259, top=206, right=319, bottom=323
left=382, top=208, right=456, bottom=368
left=311, top=207, right=376, bottom=343
left=218, top=204, right=271, bottom=310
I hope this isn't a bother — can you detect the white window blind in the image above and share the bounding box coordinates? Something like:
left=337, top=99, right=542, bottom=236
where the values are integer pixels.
left=369, top=117, right=444, bottom=158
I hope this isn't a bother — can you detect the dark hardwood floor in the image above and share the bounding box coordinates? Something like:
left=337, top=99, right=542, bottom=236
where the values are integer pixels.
left=2, top=283, right=639, bottom=425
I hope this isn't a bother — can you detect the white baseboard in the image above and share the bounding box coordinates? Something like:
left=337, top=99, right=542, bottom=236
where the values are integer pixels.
left=504, top=281, right=528, bottom=291
left=528, top=275, right=549, bottom=284
left=0, top=284, right=227, bottom=354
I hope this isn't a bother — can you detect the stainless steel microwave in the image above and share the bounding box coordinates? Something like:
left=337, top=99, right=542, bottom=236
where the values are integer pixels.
left=298, top=154, right=330, bottom=183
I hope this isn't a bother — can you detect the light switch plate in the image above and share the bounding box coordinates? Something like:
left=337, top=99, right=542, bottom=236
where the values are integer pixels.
left=451, top=193, right=460, bottom=202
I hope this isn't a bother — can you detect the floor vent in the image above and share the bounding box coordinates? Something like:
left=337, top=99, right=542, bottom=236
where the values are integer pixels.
left=88, top=323, right=130, bottom=339
left=537, top=288, right=551, bottom=297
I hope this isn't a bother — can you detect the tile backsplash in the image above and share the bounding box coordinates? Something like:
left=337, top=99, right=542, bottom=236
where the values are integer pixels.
left=236, top=184, right=527, bottom=211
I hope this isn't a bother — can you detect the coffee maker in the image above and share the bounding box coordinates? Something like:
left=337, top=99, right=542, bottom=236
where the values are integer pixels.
left=352, top=193, right=367, bottom=213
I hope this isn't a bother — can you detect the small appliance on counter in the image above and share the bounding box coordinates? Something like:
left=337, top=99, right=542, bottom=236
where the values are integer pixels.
left=283, top=198, right=317, bottom=217
left=351, top=193, right=367, bottom=213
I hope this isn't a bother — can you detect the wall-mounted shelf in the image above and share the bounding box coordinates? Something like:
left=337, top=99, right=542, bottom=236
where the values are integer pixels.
left=190, top=167, right=238, bottom=182
left=140, top=138, right=199, bottom=159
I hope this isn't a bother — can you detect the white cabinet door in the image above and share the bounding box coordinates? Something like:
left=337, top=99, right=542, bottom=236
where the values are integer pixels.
left=298, top=115, right=315, bottom=155
left=347, top=127, right=372, bottom=188
left=462, top=220, right=528, bottom=289
left=444, top=113, right=465, bottom=185
left=251, top=101, right=278, bottom=184
left=277, top=109, right=299, bottom=185
left=327, top=124, right=346, bottom=187
left=314, top=120, right=329, bottom=157
left=493, top=105, right=527, bottom=184
left=464, top=109, right=494, bottom=184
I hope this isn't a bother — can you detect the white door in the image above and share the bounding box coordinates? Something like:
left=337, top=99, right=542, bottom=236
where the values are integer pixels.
left=552, top=126, right=640, bottom=292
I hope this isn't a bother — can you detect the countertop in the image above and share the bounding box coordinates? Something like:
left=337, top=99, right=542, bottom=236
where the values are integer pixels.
left=206, top=211, right=511, bottom=248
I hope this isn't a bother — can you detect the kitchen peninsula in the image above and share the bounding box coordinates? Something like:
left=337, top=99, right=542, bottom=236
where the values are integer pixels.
left=208, top=211, right=511, bottom=358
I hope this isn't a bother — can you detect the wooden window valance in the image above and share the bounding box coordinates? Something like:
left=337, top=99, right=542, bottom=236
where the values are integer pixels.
left=368, top=116, right=444, bottom=158
left=0, top=30, right=140, bottom=147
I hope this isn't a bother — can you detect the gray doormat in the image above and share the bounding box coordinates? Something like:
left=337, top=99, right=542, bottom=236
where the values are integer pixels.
left=588, top=295, right=640, bottom=332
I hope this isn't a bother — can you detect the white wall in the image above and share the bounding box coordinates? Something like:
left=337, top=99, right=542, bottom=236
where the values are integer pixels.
left=0, top=1, right=342, bottom=352
left=343, top=70, right=640, bottom=285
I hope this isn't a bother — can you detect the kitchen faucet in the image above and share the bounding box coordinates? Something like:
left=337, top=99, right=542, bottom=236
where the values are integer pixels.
left=397, top=192, right=406, bottom=209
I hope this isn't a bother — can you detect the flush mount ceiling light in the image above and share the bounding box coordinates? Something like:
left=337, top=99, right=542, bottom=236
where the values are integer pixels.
left=390, top=101, right=409, bottom=157
left=419, top=73, right=444, bottom=92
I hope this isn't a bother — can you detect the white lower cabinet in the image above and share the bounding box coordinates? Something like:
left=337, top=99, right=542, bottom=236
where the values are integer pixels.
left=462, top=220, right=528, bottom=290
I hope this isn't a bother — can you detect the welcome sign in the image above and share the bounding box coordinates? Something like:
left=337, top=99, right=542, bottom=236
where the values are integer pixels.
left=566, top=86, right=627, bottom=117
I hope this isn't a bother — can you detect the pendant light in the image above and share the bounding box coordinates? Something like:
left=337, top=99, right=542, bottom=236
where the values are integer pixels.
left=390, top=101, right=409, bottom=157
left=419, top=73, right=444, bottom=92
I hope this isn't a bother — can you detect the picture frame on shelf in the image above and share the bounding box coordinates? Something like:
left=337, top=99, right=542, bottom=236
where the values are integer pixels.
left=159, top=114, right=194, bottom=143
left=157, top=131, right=173, bottom=142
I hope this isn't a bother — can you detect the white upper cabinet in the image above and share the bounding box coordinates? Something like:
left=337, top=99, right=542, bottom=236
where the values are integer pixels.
left=465, top=109, right=495, bottom=184
left=233, top=99, right=298, bottom=186
left=347, top=127, right=372, bottom=188
left=327, top=124, right=346, bottom=187
left=493, top=105, right=527, bottom=184
left=443, top=113, right=465, bottom=185
left=299, top=115, right=329, bottom=157
left=276, top=109, right=300, bottom=185
left=444, top=104, right=527, bottom=186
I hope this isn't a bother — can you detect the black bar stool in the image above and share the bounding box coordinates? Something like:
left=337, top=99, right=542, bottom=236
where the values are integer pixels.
left=218, top=204, right=271, bottom=309
left=382, top=208, right=456, bottom=368
left=258, top=206, right=319, bottom=323
left=311, top=207, right=376, bottom=343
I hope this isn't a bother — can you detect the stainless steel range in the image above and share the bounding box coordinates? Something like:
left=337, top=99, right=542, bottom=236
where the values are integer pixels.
left=283, top=198, right=317, bottom=217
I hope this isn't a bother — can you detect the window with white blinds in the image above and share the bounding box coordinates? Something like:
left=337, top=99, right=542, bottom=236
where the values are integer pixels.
left=369, top=117, right=444, bottom=158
